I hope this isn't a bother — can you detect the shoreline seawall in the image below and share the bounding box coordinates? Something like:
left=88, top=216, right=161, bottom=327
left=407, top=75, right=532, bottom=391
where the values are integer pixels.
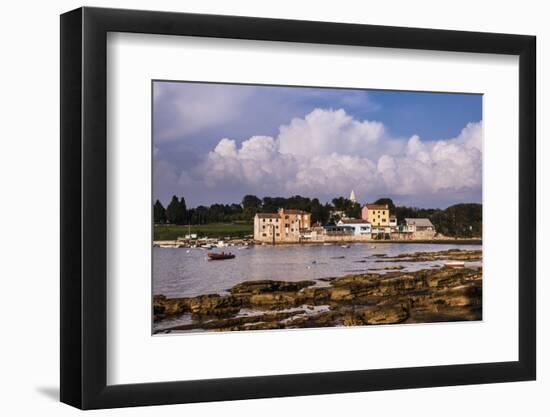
left=153, top=239, right=482, bottom=247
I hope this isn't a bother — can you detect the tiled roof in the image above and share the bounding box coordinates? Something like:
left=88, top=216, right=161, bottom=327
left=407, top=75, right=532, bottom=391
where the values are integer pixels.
left=282, top=209, right=309, bottom=215
left=256, top=213, right=280, bottom=219
left=364, top=204, right=389, bottom=209
left=339, top=219, right=371, bottom=224
left=404, top=218, right=434, bottom=227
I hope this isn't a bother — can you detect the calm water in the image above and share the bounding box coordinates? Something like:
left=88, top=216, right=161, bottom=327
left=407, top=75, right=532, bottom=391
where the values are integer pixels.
left=153, top=243, right=481, bottom=298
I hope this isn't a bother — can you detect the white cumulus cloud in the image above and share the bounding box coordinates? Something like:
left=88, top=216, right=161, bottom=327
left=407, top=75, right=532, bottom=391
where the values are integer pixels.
left=194, top=108, right=482, bottom=205
left=278, top=108, right=385, bottom=157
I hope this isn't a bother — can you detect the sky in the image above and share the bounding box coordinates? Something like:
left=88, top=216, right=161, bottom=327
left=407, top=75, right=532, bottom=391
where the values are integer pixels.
left=153, top=81, right=482, bottom=209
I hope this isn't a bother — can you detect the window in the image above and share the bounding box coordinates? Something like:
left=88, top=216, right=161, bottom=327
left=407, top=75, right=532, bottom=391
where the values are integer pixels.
left=276, top=233, right=280, bottom=236
left=262, top=219, right=265, bottom=222
left=285, top=223, right=290, bottom=228
left=382, top=219, right=386, bottom=222
left=262, top=233, right=267, bottom=237
left=269, top=219, right=272, bottom=222
left=276, top=225, right=279, bottom=229
left=262, top=225, right=265, bottom=229
left=285, top=215, right=289, bottom=219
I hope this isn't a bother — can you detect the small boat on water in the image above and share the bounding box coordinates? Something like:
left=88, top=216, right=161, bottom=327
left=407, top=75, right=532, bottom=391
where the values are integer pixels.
left=444, top=261, right=465, bottom=269
left=341, top=244, right=350, bottom=248
left=207, top=251, right=235, bottom=260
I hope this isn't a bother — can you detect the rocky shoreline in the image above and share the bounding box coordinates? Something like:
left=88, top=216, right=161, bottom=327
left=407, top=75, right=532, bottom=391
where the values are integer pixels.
left=153, top=250, right=482, bottom=333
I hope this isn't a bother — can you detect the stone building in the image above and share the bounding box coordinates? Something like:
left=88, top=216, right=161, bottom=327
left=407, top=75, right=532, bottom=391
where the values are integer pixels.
left=403, top=218, right=437, bottom=239
left=254, top=208, right=311, bottom=243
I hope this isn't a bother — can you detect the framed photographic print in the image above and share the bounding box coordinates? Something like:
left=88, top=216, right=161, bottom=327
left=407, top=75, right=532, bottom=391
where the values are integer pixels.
left=60, top=6, right=536, bottom=409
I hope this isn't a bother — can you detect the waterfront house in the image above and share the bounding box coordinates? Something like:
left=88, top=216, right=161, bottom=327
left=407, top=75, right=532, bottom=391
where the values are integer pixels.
left=337, top=219, right=372, bottom=236
left=361, top=203, right=390, bottom=227
left=322, top=224, right=354, bottom=236
left=254, top=208, right=311, bottom=243
left=404, top=218, right=436, bottom=239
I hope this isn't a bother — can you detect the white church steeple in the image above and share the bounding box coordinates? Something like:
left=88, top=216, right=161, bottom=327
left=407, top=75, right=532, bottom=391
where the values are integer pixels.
left=349, top=189, right=357, bottom=203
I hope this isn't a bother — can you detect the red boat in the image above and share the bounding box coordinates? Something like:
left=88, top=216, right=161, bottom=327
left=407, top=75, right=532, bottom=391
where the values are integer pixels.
left=207, top=252, right=235, bottom=260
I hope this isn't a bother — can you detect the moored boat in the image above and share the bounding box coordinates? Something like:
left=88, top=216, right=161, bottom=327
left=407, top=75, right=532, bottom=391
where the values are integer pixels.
left=207, top=252, right=236, bottom=260
left=444, top=261, right=465, bottom=269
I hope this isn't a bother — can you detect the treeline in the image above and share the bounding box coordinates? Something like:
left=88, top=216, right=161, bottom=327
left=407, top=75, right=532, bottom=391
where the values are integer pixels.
left=154, top=196, right=244, bottom=225
left=154, top=195, right=482, bottom=237
left=154, top=194, right=360, bottom=225
left=372, top=198, right=482, bottom=237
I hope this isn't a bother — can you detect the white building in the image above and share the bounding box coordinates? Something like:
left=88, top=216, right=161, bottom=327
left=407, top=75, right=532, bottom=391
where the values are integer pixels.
left=337, top=219, right=372, bottom=236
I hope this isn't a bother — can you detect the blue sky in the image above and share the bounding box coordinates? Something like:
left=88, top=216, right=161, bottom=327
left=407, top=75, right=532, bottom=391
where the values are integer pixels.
left=153, top=81, right=482, bottom=209
left=366, top=91, right=481, bottom=141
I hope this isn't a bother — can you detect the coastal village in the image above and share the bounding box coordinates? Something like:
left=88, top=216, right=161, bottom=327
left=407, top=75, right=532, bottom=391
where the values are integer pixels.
left=152, top=190, right=482, bottom=249
left=253, top=190, right=436, bottom=244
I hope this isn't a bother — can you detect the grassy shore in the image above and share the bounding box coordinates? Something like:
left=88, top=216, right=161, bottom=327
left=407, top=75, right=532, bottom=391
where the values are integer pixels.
left=154, top=223, right=253, bottom=240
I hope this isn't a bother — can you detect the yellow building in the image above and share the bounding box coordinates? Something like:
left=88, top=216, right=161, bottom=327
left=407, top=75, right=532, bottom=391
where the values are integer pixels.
left=361, top=203, right=390, bottom=227
left=254, top=208, right=311, bottom=243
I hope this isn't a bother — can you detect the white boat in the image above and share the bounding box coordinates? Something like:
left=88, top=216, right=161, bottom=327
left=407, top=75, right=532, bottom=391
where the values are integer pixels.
left=341, top=244, right=350, bottom=248
left=444, top=261, right=465, bottom=269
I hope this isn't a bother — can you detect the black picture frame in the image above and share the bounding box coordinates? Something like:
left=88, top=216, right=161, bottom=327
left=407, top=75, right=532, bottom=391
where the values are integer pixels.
left=60, top=6, right=536, bottom=410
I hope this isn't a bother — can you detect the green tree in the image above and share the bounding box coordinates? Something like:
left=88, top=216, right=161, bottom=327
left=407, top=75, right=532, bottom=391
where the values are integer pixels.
left=153, top=200, right=166, bottom=224
left=373, top=197, right=396, bottom=211
left=332, top=196, right=361, bottom=219
left=331, top=196, right=348, bottom=210
left=166, top=195, right=186, bottom=224
left=242, top=195, right=262, bottom=209
left=179, top=197, right=187, bottom=223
